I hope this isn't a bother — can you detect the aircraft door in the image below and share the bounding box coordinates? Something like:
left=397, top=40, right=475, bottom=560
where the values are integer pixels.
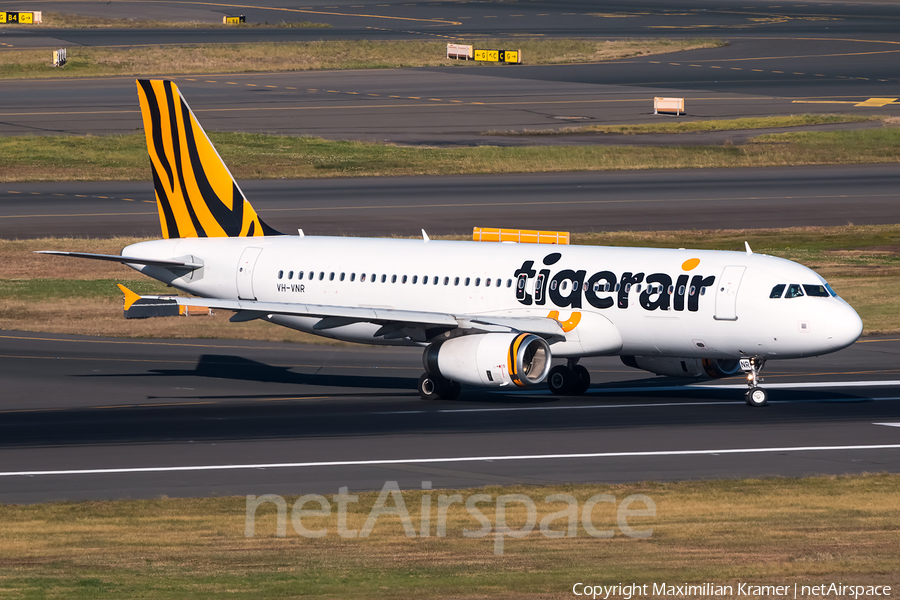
left=237, top=246, right=263, bottom=300
left=714, top=265, right=745, bottom=321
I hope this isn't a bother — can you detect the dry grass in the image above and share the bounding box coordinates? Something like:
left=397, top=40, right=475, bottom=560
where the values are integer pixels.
left=488, top=114, right=880, bottom=136
left=0, top=475, right=898, bottom=598
left=3, top=127, right=900, bottom=183
left=0, top=38, right=724, bottom=79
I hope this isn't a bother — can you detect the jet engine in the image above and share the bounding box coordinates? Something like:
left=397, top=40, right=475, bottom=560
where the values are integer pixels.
left=424, top=333, right=552, bottom=387
left=620, top=356, right=741, bottom=379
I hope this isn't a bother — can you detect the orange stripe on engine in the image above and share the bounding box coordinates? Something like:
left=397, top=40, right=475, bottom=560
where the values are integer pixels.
left=508, top=333, right=528, bottom=387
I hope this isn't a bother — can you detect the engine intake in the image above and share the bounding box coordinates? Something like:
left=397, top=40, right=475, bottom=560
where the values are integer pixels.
left=424, top=333, right=552, bottom=387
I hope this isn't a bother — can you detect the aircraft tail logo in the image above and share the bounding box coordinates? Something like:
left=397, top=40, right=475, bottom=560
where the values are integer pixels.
left=136, top=79, right=281, bottom=239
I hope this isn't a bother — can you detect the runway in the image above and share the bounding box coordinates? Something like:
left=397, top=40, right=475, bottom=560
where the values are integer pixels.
left=0, top=330, right=898, bottom=504
left=2, top=1, right=899, bottom=504
left=4, top=0, right=900, bottom=47
left=3, top=164, right=899, bottom=238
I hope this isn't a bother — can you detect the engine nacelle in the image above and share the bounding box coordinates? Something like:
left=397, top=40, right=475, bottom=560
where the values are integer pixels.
left=424, top=333, right=552, bottom=387
left=620, top=356, right=741, bottom=379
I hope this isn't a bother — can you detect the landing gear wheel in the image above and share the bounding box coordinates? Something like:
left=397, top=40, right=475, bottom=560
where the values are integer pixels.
left=418, top=373, right=442, bottom=400
left=443, top=380, right=462, bottom=400
left=746, top=387, right=769, bottom=407
left=547, top=365, right=574, bottom=395
left=572, top=365, right=591, bottom=395
left=741, top=357, right=769, bottom=407
left=418, top=373, right=460, bottom=400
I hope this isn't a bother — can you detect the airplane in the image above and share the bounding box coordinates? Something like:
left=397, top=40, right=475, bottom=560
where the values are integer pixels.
left=38, top=79, right=864, bottom=407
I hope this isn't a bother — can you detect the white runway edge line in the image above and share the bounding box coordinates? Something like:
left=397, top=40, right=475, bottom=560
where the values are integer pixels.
left=3, top=445, right=900, bottom=478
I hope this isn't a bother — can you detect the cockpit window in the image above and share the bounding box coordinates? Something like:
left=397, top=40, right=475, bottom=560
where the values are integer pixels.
left=785, top=283, right=804, bottom=298
left=803, top=284, right=830, bottom=297
left=769, top=284, right=785, bottom=298
left=825, top=283, right=838, bottom=297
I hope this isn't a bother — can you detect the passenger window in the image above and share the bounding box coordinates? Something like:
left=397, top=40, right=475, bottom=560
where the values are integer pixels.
left=444, top=277, right=450, bottom=285
left=803, top=284, right=830, bottom=297
left=486, top=278, right=491, bottom=287
left=372, top=274, right=376, bottom=283
left=668, top=285, right=674, bottom=294
left=465, top=277, right=470, bottom=286
left=625, top=283, right=631, bottom=293
left=361, top=273, right=366, bottom=282
left=351, top=273, right=356, bottom=282
left=381, top=274, right=386, bottom=283
left=475, top=278, right=481, bottom=287
left=786, top=283, right=804, bottom=298
left=288, top=271, right=294, bottom=280
left=392, top=275, right=397, bottom=283
left=700, top=287, right=706, bottom=295
left=635, top=284, right=641, bottom=293
left=329, top=272, right=335, bottom=281
left=550, top=280, right=558, bottom=291
left=497, top=279, right=502, bottom=288
left=689, top=286, right=696, bottom=296
left=454, top=277, right=460, bottom=286
left=769, top=284, right=785, bottom=299
left=402, top=275, right=407, bottom=284
left=678, top=285, right=685, bottom=295
left=319, top=272, right=325, bottom=281
left=412, top=275, right=418, bottom=284
left=278, top=270, right=284, bottom=279
left=340, top=273, right=345, bottom=281
left=507, top=279, right=512, bottom=288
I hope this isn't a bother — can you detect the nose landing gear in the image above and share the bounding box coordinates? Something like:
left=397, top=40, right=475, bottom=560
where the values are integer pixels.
left=742, top=357, right=769, bottom=407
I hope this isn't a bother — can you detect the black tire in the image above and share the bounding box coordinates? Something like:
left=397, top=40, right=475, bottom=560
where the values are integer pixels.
left=547, top=365, right=573, bottom=395
left=418, top=373, right=442, bottom=400
left=440, top=380, right=462, bottom=400
left=746, top=387, right=769, bottom=407
left=418, top=373, right=461, bottom=400
left=571, top=365, right=591, bottom=395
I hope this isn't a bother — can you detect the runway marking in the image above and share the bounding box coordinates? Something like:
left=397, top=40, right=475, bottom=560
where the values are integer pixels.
left=223, top=192, right=900, bottom=216
left=8, top=191, right=897, bottom=220
left=375, top=397, right=900, bottom=416
left=3, top=444, right=900, bottom=478
left=875, top=423, right=900, bottom=428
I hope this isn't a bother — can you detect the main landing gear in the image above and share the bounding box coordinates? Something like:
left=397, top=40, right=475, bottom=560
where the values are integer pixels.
left=547, top=358, right=591, bottom=396
left=743, top=357, right=769, bottom=407
left=418, top=372, right=461, bottom=400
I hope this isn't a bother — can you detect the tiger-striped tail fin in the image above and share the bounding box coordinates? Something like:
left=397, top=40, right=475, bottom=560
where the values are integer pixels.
left=136, top=79, right=281, bottom=239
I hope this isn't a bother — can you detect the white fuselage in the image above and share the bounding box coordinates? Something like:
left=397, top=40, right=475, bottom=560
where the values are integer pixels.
left=123, top=236, right=863, bottom=361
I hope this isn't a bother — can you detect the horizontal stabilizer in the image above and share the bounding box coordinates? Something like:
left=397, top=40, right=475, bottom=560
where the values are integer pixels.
left=35, top=251, right=202, bottom=270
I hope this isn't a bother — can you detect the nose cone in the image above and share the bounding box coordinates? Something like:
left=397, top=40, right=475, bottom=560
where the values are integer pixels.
left=825, top=302, right=864, bottom=351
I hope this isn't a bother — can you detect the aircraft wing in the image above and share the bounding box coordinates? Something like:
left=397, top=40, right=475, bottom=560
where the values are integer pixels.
left=119, top=286, right=563, bottom=338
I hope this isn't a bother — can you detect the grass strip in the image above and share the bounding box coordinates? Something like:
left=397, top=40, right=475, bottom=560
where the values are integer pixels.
left=3, top=126, right=900, bottom=182
left=0, top=474, right=898, bottom=599
left=487, top=114, right=879, bottom=135
left=0, top=37, right=724, bottom=79
left=3, top=224, right=898, bottom=339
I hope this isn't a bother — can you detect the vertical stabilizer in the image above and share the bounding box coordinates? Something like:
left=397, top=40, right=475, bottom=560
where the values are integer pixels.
left=136, top=79, right=281, bottom=239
